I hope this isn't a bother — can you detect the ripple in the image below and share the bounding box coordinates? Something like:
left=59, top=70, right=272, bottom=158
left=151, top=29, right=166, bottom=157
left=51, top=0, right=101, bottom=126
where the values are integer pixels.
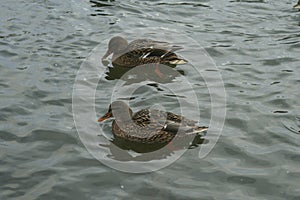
left=1, top=0, right=300, bottom=199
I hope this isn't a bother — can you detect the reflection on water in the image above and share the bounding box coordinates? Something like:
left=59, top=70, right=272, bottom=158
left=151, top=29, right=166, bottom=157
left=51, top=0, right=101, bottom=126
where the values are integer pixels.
left=104, top=63, right=185, bottom=83
left=99, top=134, right=207, bottom=161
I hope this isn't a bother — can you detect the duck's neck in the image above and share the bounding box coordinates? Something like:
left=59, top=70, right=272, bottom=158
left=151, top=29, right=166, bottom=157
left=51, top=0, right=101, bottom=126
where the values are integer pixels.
left=114, top=108, right=133, bottom=124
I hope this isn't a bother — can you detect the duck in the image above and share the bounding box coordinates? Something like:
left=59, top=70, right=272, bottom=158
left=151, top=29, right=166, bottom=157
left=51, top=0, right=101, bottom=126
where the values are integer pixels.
left=294, top=0, right=300, bottom=8
left=102, top=36, right=188, bottom=68
left=98, top=101, right=208, bottom=144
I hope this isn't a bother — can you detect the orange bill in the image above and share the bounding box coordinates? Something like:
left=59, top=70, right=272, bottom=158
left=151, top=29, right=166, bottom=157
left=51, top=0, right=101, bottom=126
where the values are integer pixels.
left=97, top=112, right=113, bottom=122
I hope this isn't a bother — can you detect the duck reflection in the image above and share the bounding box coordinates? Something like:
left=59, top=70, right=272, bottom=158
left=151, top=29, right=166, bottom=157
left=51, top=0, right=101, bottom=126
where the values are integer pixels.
left=99, top=134, right=208, bottom=161
left=103, top=62, right=185, bottom=84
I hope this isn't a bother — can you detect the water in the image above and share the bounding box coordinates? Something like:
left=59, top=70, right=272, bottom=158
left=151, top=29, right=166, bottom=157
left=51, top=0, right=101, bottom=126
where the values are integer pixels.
left=1, top=0, right=300, bottom=199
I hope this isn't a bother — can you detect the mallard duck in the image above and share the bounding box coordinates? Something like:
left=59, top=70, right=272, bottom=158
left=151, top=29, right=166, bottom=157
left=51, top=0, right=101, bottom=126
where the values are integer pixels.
left=294, top=0, right=300, bottom=8
left=102, top=36, right=187, bottom=68
left=98, top=101, right=208, bottom=144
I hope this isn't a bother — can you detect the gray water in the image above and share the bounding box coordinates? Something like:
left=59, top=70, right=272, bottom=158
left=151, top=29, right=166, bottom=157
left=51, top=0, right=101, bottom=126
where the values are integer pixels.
left=1, top=0, right=300, bottom=199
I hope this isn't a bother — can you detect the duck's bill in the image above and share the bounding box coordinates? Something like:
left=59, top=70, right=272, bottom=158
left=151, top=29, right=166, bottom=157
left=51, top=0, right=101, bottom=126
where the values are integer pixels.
left=102, top=49, right=112, bottom=60
left=98, top=112, right=112, bottom=122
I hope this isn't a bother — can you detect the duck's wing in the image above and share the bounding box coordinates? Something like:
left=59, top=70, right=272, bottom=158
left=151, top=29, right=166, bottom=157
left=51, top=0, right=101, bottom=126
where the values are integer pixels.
left=162, top=122, right=208, bottom=135
left=132, top=109, right=207, bottom=134
left=162, top=111, right=208, bottom=135
left=132, top=109, right=168, bottom=128
left=165, top=111, right=198, bottom=125
left=126, top=39, right=183, bottom=59
left=129, top=109, right=174, bottom=143
left=132, top=109, right=152, bottom=126
left=134, top=109, right=196, bottom=125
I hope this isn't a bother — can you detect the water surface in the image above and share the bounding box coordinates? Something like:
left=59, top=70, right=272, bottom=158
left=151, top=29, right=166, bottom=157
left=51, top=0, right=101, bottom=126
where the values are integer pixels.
left=0, top=0, right=300, bottom=199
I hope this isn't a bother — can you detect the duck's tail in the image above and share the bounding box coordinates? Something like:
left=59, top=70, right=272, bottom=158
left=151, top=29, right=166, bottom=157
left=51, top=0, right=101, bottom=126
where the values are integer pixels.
left=161, top=53, right=188, bottom=65
left=163, top=123, right=208, bottom=135
left=186, top=126, right=208, bottom=135
left=168, top=58, right=188, bottom=65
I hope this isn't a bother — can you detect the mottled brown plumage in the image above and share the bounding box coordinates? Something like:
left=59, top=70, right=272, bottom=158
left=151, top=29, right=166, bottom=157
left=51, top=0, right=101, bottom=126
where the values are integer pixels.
left=98, top=101, right=208, bottom=144
left=102, top=36, right=187, bottom=67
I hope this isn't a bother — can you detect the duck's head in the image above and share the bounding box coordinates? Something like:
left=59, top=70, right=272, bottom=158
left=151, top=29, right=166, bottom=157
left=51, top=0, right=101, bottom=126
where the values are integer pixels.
left=294, top=0, right=300, bottom=8
left=102, top=36, right=128, bottom=60
left=98, top=101, right=133, bottom=122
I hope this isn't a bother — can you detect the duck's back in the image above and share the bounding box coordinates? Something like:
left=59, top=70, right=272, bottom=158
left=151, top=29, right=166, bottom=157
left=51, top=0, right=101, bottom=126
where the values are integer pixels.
left=128, top=39, right=182, bottom=53
left=132, top=109, right=197, bottom=127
